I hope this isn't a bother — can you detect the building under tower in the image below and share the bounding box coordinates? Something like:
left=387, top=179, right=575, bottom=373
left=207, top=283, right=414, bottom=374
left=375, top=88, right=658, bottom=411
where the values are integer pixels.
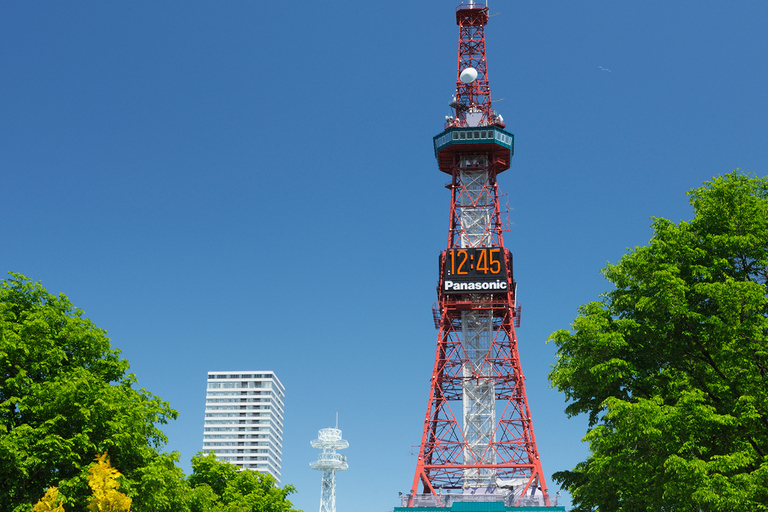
left=202, top=371, right=285, bottom=482
left=397, top=2, right=564, bottom=510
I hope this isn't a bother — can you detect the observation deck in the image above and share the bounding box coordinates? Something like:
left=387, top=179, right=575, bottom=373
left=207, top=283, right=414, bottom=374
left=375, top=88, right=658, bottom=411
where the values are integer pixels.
left=433, top=126, right=514, bottom=174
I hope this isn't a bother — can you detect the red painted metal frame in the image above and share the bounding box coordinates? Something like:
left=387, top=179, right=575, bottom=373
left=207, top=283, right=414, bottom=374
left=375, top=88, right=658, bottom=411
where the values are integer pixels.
left=410, top=296, right=549, bottom=491
left=446, top=159, right=504, bottom=250
left=407, top=3, right=550, bottom=507
left=409, top=168, right=550, bottom=506
left=449, top=4, right=504, bottom=128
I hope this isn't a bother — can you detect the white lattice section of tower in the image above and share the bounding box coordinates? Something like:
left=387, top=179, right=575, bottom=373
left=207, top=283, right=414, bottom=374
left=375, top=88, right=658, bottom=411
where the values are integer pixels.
left=462, top=310, right=496, bottom=487
left=458, top=162, right=497, bottom=488
left=310, top=427, right=348, bottom=512
left=457, top=164, right=493, bottom=248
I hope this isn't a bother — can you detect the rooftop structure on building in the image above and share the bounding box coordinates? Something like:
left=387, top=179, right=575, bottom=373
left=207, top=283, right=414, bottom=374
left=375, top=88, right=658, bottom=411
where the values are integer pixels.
left=202, top=371, right=284, bottom=482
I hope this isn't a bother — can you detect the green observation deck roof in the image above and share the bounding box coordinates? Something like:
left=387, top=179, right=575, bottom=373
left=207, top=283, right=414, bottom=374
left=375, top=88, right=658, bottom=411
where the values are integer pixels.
left=433, top=126, right=514, bottom=158
left=432, top=126, right=514, bottom=174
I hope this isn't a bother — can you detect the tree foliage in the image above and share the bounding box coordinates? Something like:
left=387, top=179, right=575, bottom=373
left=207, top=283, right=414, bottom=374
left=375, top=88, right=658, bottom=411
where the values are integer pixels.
left=187, top=453, right=300, bottom=512
left=548, top=172, right=768, bottom=511
left=28, top=453, right=302, bottom=512
left=33, top=488, right=65, bottom=512
left=86, top=453, right=132, bottom=512
left=2, top=274, right=302, bottom=512
left=0, top=274, right=177, bottom=512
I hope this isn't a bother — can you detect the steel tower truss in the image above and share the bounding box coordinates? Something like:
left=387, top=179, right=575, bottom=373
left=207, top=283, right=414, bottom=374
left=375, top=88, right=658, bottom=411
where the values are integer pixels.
left=310, top=427, right=348, bottom=512
left=408, top=3, right=550, bottom=508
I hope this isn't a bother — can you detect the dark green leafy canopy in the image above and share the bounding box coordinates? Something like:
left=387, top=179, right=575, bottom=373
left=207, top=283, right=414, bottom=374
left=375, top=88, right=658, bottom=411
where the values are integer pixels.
left=548, top=172, right=768, bottom=511
left=0, top=274, right=178, bottom=512
left=188, top=453, right=300, bottom=512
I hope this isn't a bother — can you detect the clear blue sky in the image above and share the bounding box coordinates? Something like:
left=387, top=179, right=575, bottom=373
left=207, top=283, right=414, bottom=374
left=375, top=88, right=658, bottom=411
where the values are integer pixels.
left=2, top=1, right=766, bottom=510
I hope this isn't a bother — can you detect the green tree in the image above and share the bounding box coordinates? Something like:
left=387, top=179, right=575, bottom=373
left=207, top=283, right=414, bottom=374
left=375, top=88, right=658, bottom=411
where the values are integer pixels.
left=188, top=453, right=301, bottom=512
left=548, top=172, right=768, bottom=511
left=0, top=274, right=178, bottom=512
left=126, top=451, right=191, bottom=512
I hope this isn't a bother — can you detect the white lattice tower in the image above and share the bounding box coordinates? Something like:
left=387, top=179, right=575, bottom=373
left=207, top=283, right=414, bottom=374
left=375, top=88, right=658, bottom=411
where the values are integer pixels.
left=457, top=159, right=497, bottom=487
left=310, top=427, right=348, bottom=512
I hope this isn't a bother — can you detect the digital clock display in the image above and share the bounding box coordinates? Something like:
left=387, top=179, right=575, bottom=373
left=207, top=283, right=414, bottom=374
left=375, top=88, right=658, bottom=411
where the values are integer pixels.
left=442, top=248, right=509, bottom=294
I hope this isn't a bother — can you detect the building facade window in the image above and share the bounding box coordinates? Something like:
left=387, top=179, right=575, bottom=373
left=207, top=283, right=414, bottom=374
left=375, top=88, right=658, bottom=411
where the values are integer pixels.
left=201, top=370, right=284, bottom=483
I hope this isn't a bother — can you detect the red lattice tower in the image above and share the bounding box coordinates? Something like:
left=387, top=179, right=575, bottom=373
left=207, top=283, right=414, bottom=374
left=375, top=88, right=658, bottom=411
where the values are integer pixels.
left=406, top=3, right=550, bottom=508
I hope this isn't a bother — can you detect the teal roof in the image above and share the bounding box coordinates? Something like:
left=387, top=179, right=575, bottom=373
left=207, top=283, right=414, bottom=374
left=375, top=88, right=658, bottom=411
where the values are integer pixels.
left=432, top=126, right=514, bottom=156
left=453, top=503, right=507, bottom=511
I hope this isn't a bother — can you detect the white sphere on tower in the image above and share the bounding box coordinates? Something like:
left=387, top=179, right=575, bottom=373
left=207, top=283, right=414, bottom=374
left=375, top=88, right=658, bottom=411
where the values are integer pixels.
left=460, top=67, right=478, bottom=83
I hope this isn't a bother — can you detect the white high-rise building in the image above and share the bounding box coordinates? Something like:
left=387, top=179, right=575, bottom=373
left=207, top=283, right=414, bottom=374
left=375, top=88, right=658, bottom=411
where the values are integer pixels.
left=202, top=371, right=284, bottom=482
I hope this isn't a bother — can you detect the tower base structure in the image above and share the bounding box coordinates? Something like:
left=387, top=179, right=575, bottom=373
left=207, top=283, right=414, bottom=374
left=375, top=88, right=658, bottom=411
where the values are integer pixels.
left=398, top=486, right=561, bottom=509
left=395, top=503, right=565, bottom=512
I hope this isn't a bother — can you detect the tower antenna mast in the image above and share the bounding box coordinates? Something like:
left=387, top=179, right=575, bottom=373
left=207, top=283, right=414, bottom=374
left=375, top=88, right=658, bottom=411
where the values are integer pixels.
left=310, top=426, right=349, bottom=512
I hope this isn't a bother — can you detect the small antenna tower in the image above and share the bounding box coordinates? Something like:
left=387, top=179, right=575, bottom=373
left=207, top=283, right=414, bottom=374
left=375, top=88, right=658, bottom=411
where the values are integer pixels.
left=310, top=425, right=349, bottom=512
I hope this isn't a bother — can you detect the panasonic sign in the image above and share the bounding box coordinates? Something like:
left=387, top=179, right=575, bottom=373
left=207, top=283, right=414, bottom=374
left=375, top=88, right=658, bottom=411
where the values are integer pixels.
left=444, top=280, right=508, bottom=293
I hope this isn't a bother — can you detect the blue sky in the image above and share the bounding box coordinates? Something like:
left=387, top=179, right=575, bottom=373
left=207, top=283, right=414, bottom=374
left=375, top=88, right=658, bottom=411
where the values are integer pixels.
left=2, top=1, right=766, bottom=510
